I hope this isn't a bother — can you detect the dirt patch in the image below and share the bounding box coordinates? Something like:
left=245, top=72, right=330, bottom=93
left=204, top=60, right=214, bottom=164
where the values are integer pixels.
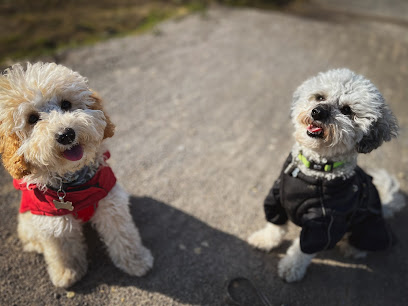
left=0, top=0, right=298, bottom=67
left=0, top=0, right=206, bottom=66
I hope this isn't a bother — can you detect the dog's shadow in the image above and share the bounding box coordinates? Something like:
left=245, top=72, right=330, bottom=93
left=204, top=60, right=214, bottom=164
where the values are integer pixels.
left=70, top=193, right=408, bottom=305
left=73, top=196, right=279, bottom=305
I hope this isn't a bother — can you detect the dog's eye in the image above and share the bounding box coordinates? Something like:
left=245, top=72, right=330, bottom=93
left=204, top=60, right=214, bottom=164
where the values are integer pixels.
left=315, top=95, right=326, bottom=101
left=61, top=100, right=72, bottom=111
left=340, top=105, right=352, bottom=115
left=28, top=114, right=40, bottom=125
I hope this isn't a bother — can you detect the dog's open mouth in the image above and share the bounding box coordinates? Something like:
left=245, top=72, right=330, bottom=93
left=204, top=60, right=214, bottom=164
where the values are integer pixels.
left=62, top=144, right=84, bottom=161
left=306, top=123, right=324, bottom=138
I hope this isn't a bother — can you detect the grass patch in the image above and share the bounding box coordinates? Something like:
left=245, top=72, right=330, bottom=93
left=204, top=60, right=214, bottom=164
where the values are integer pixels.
left=0, top=0, right=295, bottom=67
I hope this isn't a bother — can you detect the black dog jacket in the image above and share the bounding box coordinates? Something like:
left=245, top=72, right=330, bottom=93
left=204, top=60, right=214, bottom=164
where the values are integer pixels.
left=264, top=154, right=394, bottom=254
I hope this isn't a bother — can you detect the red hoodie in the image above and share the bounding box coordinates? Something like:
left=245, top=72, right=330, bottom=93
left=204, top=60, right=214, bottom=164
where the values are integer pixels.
left=14, top=158, right=117, bottom=223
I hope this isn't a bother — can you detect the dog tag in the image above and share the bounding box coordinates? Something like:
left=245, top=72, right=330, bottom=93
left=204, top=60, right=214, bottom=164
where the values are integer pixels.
left=291, top=167, right=300, bottom=178
left=53, top=197, right=74, bottom=211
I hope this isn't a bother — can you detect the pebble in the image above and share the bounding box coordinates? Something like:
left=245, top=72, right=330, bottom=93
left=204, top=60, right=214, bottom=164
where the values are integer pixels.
left=194, top=247, right=202, bottom=255
left=201, top=241, right=209, bottom=247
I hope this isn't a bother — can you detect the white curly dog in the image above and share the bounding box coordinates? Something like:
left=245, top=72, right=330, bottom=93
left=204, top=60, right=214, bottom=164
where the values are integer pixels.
left=248, top=69, right=405, bottom=282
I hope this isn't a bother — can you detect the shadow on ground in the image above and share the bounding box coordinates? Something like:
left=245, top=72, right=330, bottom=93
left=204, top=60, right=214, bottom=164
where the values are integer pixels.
left=73, top=194, right=408, bottom=305
left=74, top=195, right=272, bottom=305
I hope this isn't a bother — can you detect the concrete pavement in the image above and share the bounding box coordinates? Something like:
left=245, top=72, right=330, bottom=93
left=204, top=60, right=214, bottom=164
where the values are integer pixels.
left=1, top=2, right=408, bottom=305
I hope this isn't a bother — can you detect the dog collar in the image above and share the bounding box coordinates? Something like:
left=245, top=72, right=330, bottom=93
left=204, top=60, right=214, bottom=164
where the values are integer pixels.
left=297, top=152, right=345, bottom=172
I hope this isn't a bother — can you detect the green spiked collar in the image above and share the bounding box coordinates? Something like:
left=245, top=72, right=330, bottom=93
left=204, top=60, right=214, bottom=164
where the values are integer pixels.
left=297, top=152, right=345, bottom=172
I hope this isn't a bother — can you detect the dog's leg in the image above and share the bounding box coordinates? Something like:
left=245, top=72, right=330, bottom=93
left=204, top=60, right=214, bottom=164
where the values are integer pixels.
left=38, top=216, right=88, bottom=288
left=91, top=183, right=153, bottom=276
left=278, top=237, right=315, bottom=282
left=248, top=222, right=288, bottom=252
left=18, top=212, right=44, bottom=254
left=337, top=235, right=367, bottom=259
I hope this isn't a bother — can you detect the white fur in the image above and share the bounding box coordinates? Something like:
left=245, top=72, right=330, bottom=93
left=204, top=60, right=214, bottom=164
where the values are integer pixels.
left=278, top=238, right=315, bottom=283
left=248, top=223, right=288, bottom=252
left=91, top=184, right=154, bottom=276
left=18, top=212, right=88, bottom=287
left=248, top=68, right=404, bottom=282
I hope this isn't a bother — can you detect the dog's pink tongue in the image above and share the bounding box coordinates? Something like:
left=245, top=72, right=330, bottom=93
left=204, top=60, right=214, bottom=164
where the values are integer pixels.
left=307, top=124, right=322, bottom=133
left=62, top=144, right=84, bottom=161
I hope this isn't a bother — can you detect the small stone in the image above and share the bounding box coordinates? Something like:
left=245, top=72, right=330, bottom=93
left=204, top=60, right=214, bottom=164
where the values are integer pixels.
left=201, top=241, right=209, bottom=247
left=194, top=247, right=202, bottom=255
left=66, top=291, right=75, bottom=298
left=179, top=244, right=186, bottom=250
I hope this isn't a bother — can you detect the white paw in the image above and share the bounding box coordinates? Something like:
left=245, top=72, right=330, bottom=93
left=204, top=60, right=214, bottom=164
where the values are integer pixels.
left=48, top=265, right=86, bottom=288
left=278, top=255, right=308, bottom=283
left=248, top=223, right=286, bottom=252
left=117, top=246, right=154, bottom=277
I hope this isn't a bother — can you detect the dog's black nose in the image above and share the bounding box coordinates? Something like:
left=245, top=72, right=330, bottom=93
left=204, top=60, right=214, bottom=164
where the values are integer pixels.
left=311, top=106, right=330, bottom=121
left=56, top=128, right=76, bottom=145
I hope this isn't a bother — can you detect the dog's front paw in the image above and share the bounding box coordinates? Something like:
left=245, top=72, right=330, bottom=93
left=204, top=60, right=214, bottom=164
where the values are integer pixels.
left=248, top=223, right=286, bottom=252
left=278, top=255, right=308, bottom=283
left=48, top=265, right=86, bottom=288
left=116, top=246, right=154, bottom=277
left=248, top=230, right=276, bottom=252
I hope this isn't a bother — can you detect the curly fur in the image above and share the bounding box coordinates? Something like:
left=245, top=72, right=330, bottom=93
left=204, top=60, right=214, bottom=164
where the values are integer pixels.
left=0, top=62, right=153, bottom=287
left=291, top=68, right=398, bottom=160
left=248, top=68, right=405, bottom=282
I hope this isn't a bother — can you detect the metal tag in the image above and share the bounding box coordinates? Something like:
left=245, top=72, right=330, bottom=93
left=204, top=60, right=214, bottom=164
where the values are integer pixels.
left=53, top=198, right=74, bottom=211
left=291, top=167, right=300, bottom=178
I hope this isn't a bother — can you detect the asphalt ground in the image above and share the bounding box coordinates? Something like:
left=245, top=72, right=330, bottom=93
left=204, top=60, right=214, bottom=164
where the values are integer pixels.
left=1, top=2, right=408, bottom=305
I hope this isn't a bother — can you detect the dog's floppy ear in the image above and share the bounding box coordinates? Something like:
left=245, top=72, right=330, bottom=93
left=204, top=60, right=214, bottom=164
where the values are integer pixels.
left=356, top=105, right=399, bottom=154
left=89, top=92, right=115, bottom=139
left=0, top=132, right=31, bottom=179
